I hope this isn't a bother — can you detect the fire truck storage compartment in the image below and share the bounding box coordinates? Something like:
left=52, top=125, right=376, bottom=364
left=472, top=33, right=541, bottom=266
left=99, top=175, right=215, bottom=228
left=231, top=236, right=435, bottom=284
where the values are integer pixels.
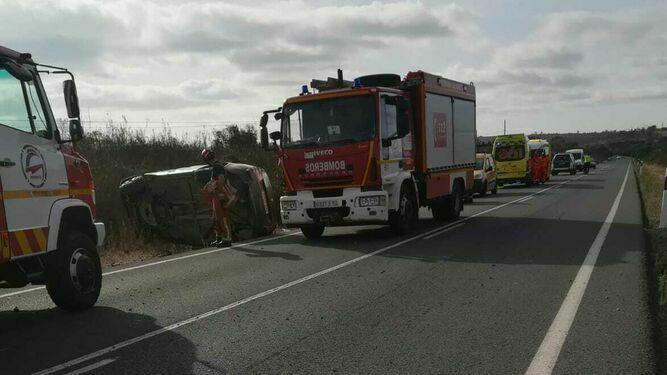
left=423, top=93, right=476, bottom=171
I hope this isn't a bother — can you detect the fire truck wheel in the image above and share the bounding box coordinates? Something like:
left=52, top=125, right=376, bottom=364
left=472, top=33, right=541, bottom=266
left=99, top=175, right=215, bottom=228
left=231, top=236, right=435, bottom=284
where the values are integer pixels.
left=390, top=184, right=418, bottom=234
left=46, top=231, right=102, bottom=311
left=300, top=224, right=325, bottom=239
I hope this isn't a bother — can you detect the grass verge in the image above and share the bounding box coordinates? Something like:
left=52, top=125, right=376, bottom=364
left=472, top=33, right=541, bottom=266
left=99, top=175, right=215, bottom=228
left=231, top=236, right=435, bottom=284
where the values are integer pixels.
left=636, top=161, right=667, bottom=368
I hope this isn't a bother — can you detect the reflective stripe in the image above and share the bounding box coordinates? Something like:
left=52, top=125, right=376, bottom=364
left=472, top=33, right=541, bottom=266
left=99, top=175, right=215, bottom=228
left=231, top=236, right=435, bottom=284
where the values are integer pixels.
left=34, top=227, right=47, bottom=250
left=14, top=230, right=31, bottom=255
left=0, top=188, right=92, bottom=200
left=8, top=227, right=50, bottom=257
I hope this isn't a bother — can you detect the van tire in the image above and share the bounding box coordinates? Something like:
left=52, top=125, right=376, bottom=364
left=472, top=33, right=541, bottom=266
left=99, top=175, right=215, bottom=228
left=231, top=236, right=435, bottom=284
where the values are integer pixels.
left=390, top=183, right=418, bottom=234
left=479, top=182, right=488, bottom=197
left=46, top=231, right=102, bottom=312
left=300, top=224, right=324, bottom=239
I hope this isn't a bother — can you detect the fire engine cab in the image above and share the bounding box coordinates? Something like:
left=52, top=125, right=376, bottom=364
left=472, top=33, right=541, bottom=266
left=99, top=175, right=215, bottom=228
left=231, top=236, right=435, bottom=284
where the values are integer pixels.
left=261, top=71, right=476, bottom=238
left=0, top=45, right=104, bottom=311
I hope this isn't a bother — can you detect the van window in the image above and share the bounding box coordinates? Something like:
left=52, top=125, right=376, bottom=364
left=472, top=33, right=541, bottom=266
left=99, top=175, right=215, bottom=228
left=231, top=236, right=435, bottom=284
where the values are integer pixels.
left=554, top=154, right=570, bottom=162
left=475, top=158, right=485, bottom=169
left=495, top=145, right=525, bottom=162
left=0, top=69, right=32, bottom=133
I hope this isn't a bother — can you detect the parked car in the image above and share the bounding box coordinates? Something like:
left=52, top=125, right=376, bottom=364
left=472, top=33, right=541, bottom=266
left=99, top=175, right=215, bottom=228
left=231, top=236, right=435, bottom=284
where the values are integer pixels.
left=120, top=163, right=278, bottom=245
left=551, top=153, right=576, bottom=175
left=473, top=153, right=498, bottom=196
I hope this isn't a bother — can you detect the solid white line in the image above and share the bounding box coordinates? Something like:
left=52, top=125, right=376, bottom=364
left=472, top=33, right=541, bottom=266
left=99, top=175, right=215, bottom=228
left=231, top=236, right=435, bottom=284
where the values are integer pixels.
left=0, top=232, right=299, bottom=300
left=420, top=175, right=583, bottom=240
left=525, top=165, right=630, bottom=375
left=62, top=358, right=116, bottom=375
left=32, top=175, right=585, bottom=375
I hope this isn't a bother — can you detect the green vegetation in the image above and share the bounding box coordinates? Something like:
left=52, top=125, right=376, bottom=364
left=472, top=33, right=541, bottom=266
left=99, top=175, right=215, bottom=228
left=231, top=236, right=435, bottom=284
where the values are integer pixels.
left=77, top=124, right=280, bottom=266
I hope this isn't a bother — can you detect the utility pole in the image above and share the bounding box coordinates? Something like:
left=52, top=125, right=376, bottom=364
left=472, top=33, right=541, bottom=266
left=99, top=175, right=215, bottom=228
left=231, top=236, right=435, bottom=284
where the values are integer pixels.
left=503, top=119, right=506, bottom=135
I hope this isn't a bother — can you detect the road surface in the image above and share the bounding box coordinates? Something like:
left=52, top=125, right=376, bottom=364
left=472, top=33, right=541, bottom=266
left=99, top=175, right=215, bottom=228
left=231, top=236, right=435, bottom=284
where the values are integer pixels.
left=0, top=158, right=657, bottom=374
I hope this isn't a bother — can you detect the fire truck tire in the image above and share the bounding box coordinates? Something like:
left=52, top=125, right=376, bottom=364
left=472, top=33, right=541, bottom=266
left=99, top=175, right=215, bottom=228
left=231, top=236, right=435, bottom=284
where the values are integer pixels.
left=449, top=181, right=464, bottom=219
left=390, top=184, right=418, bottom=234
left=300, top=224, right=325, bottom=239
left=46, top=231, right=102, bottom=311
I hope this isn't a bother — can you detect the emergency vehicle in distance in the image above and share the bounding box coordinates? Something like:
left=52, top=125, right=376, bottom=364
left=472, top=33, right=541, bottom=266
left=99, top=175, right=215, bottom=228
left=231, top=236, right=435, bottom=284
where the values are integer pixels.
left=493, top=134, right=531, bottom=186
left=528, top=138, right=551, bottom=182
left=260, top=70, right=476, bottom=238
left=0, top=46, right=104, bottom=311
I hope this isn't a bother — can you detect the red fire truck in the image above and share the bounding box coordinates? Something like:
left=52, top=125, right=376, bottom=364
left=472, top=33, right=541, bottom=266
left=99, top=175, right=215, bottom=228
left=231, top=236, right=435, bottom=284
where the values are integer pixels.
left=0, top=45, right=104, bottom=310
left=260, top=71, right=476, bottom=238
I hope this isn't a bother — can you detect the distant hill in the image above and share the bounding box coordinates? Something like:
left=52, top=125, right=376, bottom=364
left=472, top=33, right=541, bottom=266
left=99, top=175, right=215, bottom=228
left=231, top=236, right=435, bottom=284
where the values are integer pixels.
left=477, top=126, right=667, bottom=164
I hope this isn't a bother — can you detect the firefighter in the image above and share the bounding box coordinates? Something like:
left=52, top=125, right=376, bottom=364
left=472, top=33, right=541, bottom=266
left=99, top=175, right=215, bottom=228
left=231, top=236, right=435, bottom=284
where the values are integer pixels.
left=530, top=148, right=548, bottom=184
left=201, top=149, right=237, bottom=247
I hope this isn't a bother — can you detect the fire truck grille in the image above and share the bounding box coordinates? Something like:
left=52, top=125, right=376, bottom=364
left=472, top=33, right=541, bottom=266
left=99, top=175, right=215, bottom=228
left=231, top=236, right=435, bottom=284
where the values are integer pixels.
left=301, top=176, right=354, bottom=188
left=312, top=189, right=344, bottom=198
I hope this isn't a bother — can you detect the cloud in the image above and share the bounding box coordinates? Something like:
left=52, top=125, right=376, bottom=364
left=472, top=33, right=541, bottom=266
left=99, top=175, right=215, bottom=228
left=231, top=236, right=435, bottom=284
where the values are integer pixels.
left=1, top=1, right=665, bottom=135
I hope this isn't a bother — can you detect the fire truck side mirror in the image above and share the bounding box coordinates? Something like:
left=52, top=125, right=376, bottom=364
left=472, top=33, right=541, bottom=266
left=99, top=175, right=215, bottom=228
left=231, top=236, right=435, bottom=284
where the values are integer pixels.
left=270, top=131, right=282, bottom=142
left=63, top=79, right=80, bottom=119
left=69, top=119, right=84, bottom=143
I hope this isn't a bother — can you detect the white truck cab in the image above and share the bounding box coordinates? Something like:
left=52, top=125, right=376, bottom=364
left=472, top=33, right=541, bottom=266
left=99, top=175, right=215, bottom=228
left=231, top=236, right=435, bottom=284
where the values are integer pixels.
left=0, top=45, right=104, bottom=311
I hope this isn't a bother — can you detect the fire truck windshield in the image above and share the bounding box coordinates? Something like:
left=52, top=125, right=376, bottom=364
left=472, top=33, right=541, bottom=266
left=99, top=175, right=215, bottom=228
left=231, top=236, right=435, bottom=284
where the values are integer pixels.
left=281, top=94, right=376, bottom=148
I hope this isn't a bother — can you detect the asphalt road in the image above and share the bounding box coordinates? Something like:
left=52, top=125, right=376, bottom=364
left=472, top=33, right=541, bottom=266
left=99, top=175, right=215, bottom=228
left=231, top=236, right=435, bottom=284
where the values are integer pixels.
left=0, top=158, right=657, bottom=374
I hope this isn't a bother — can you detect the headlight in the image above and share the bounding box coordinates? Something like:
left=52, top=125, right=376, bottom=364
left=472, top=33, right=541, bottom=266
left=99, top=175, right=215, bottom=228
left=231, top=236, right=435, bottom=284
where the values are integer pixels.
left=281, top=200, right=297, bottom=211
left=358, top=195, right=386, bottom=207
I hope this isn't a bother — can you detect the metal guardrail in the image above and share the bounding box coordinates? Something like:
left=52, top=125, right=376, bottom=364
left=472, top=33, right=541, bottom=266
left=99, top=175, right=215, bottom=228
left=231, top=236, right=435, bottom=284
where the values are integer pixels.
left=661, top=168, right=667, bottom=228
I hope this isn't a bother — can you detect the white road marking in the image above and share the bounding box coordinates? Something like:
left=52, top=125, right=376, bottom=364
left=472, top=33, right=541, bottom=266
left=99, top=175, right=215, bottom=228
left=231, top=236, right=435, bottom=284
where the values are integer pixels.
left=61, top=358, right=116, bottom=375
left=32, top=175, right=586, bottom=375
left=421, top=176, right=583, bottom=240
left=525, top=165, right=630, bottom=375
left=0, top=232, right=299, bottom=300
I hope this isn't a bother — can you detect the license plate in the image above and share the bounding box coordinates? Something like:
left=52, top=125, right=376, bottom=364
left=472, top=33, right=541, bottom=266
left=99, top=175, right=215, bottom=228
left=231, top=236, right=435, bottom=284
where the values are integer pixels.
left=314, top=200, right=338, bottom=208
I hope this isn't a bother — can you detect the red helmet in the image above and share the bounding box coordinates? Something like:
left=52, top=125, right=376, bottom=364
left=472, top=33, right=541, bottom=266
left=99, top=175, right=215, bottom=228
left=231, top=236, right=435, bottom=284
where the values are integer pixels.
left=201, top=148, right=215, bottom=162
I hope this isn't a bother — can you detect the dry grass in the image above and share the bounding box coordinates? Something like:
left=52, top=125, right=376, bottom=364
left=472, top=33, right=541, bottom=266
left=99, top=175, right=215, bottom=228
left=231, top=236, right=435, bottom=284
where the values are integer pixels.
left=638, top=163, right=667, bottom=306
left=639, top=164, right=665, bottom=229
left=76, top=123, right=280, bottom=267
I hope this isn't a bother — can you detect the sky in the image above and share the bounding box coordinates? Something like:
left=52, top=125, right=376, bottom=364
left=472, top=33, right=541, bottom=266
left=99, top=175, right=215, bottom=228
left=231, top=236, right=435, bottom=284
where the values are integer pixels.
left=1, top=0, right=665, bottom=136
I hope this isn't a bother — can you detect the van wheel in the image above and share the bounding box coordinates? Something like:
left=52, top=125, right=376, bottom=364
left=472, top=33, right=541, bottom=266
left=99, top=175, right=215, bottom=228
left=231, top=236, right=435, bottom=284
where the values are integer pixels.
left=46, top=231, right=102, bottom=312
left=479, top=182, right=488, bottom=197
left=300, top=224, right=324, bottom=239
left=390, top=184, right=418, bottom=234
